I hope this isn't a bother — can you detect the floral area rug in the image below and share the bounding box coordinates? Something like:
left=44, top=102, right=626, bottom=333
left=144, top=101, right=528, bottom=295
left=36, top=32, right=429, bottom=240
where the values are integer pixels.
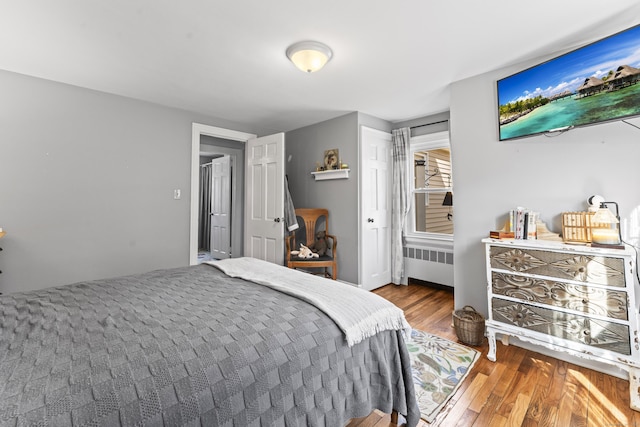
left=407, top=329, right=480, bottom=423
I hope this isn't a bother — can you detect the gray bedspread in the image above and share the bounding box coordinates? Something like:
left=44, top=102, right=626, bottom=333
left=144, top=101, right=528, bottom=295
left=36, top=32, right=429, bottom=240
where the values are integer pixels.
left=0, top=264, right=419, bottom=426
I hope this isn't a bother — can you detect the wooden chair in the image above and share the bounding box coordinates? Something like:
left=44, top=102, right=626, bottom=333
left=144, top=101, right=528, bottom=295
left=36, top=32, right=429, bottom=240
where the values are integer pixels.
left=285, top=208, right=337, bottom=279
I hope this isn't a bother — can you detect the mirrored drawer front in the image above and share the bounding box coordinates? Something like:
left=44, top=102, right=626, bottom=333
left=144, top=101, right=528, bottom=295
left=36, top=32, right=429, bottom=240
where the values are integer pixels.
left=489, top=246, right=625, bottom=287
left=491, top=298, right=630, bottom=355
left=491, top=272, right=628, bottom=320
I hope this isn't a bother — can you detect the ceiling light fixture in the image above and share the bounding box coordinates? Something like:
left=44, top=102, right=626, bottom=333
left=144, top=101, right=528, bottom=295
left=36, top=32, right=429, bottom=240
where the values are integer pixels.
left=286, top=41, right=333, bottom=73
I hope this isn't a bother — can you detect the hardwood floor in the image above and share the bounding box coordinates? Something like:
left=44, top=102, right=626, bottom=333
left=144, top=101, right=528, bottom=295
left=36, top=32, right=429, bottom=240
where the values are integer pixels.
left=348, top=283, right=640, bottom=426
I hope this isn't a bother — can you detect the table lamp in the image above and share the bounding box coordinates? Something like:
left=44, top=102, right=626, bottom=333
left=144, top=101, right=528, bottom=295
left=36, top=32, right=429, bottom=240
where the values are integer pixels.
left=591, top=201, right=623, bottom=249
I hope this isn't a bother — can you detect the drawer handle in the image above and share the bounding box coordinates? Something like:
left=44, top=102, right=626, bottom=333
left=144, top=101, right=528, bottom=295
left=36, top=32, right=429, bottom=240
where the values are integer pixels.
left=582, top=298, right=589, bottom=304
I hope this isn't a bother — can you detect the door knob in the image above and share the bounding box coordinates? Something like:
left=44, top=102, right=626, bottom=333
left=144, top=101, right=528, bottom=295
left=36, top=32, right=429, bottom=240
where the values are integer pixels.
left=274, top=218, right=281, bottom=223
left=367, top=218, right=374, bottom=223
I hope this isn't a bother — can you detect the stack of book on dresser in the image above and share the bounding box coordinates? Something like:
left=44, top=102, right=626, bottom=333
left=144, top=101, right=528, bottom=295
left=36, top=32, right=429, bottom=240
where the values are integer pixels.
left=489, top=207, right=539, bottom=240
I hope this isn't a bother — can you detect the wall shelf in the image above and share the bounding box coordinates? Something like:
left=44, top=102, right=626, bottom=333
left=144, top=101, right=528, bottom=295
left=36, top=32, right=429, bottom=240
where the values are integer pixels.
left=311, top=169, right=350, bottom=181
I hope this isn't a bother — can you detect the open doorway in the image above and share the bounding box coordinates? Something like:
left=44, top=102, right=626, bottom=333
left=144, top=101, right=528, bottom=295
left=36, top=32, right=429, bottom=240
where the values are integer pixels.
left=198, top=139, right=244, bottom=262
left=189, top=124, right=256, bottom=265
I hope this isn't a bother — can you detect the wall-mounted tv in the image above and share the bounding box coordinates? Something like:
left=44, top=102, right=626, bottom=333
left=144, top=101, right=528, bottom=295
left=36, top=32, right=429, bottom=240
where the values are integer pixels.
left=497, top=24, right=640, bottom=141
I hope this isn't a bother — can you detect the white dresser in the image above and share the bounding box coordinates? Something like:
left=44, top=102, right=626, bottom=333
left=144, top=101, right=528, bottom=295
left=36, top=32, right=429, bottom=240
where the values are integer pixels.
left=483, top=238, right=640, bottom=410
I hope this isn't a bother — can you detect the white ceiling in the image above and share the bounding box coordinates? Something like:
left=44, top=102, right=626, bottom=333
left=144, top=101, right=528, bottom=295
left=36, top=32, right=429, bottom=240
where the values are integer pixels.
left=2, top=1, right=639, bottom=135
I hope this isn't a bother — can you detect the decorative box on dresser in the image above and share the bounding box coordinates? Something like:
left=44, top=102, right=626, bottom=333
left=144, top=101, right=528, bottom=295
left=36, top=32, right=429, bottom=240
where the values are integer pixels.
left=482, top=238, right=640, bottom=410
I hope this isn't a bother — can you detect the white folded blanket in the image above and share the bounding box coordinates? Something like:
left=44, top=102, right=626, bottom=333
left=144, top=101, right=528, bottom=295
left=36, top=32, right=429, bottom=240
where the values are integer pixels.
left=206, top=257, right=411, bottom=346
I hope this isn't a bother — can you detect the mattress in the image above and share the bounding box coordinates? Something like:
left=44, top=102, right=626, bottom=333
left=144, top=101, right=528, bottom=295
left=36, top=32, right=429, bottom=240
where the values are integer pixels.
left=0, top=263, right=419, bottom=426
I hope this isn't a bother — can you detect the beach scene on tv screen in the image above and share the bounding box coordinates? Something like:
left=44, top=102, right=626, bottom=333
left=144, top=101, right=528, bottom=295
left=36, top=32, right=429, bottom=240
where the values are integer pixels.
left=498, top=25, right=640, bottom=140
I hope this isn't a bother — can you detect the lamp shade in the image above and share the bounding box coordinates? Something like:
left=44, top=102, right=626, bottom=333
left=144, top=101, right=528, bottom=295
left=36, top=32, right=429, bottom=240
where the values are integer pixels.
left=442, top=191, right=453, bottom=206
left=286, top=41, right=333, bottom=73
left=591, top=203, right=621, bottom=245
left=592, top=205, right=619, bottom=224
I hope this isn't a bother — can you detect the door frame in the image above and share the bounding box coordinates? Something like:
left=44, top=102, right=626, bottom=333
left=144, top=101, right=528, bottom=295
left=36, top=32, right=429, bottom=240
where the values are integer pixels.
left=190, top=123, right=256, bottom=265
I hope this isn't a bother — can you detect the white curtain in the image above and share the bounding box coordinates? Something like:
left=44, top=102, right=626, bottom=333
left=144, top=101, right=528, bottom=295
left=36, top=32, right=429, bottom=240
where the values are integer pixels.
left=391, top=128, right=410, bottom=284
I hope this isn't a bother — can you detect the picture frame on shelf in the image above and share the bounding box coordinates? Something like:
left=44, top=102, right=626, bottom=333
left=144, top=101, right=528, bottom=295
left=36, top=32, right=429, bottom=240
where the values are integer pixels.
left=323, top=149, right=339, bottom=170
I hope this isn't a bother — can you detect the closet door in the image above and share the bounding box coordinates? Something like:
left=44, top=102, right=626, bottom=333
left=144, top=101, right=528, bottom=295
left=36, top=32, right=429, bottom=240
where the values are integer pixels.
left=360, top=126, right=392, bottom=290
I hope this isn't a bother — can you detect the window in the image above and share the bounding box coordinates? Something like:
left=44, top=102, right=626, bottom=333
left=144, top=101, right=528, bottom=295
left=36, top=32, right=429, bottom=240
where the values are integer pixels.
left=408, top=131, right=453, bottom=238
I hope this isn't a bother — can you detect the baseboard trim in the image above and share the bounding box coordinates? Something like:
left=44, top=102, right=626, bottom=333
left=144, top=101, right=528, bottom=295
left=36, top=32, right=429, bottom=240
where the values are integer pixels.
left=408, top=277, right=454, bottom=293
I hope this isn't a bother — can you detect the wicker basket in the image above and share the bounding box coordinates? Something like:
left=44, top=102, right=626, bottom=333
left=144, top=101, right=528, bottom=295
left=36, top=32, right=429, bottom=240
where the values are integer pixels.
left=453, top=305, right=485, bottom=346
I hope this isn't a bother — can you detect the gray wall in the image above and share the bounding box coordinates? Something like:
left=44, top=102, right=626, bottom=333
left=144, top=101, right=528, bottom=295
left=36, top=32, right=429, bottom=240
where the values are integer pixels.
left=358, top=112, right=393, bottom=135
left=285, top=113, right=360, bottom=283
left=395, top=111, right=450, bottom=137
left=285, top=112, right=392, bottom=285
left=450, top=63, right=640, bottom=317
left=0, top=69, right=253, bottom=293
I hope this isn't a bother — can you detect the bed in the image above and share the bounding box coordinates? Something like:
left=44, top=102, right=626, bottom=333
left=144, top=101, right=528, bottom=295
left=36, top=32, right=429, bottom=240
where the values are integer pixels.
left=0, top=257, right=419, bottom=426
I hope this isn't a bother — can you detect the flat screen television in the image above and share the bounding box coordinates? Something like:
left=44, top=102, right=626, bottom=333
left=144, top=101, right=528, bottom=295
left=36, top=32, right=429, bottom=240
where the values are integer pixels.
left=497, top=24, right=640, bottom=141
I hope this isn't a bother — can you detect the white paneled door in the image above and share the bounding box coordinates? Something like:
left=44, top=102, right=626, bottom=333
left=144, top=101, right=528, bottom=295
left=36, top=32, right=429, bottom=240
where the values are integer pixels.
left=210, top=155, right=231, bottom=259
left=360, top=127, right=392, bottom=290
left=244, top=133, right=285, bottom=264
